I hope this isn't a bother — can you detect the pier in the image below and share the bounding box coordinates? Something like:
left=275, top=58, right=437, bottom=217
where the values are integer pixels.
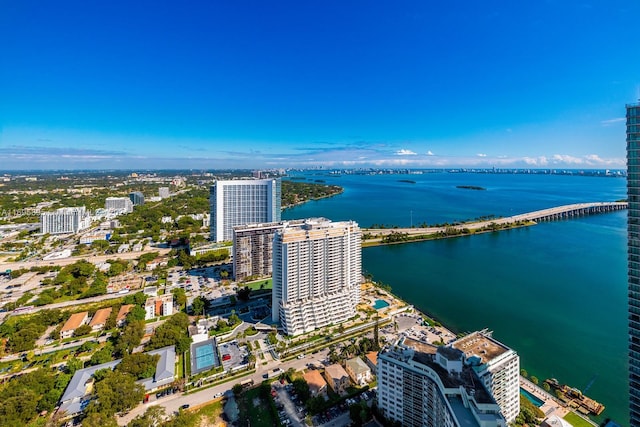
left=364, top=202, right=627, bottom=240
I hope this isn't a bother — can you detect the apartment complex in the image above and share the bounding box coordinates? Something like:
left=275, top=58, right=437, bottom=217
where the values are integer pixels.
left=144, top=294, right=174, bottom=320
left=628, top=101, right=640, bottom=425
left=377, top=340, right=508, bottom=427
left=104, top=197, right=133, bottom=213
left=272, top=218, right=361, bottom=336
left=450, top=331, right=520, bottom=423
left=233, top=220, right=304, bottom=281
left=40, top=207, right=90, bottom=235
left=209, top=179, right=281, bottom=242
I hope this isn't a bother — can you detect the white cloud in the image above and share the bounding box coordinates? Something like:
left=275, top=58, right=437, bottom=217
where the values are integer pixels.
left=426, top=150, right=434, bottom=156
left=601, top=117, right=625, bottom=126
left=476, top=153, right=487, bottom=157
left=395, top=149, right=417, bottom=156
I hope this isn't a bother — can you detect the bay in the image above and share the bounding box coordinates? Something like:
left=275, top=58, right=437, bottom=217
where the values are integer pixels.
left=283, top=171, right=628, bottom=425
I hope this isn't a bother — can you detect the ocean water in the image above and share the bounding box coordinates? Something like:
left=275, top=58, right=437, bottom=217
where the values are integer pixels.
left=283, top=171, right=628, bottom=424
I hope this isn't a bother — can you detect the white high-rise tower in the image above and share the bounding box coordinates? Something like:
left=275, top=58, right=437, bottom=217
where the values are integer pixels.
left=272, top=218, right=361, bottom=336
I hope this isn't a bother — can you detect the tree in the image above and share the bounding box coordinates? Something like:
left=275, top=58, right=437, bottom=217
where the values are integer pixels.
left=191, top=297, right=205, bottom=316
left=92, top=370, right=145, bottom=416
left=237, top=286, right=251, bottom=301
left=128, top=305, right=147, bottom=322
left=292, top=378, right=311, bottom=401
left=82, top=411, right=119, bottom=427
left=90, top=239, right=110, bottom=252
left=520, top=368, right=528, bottom=378
left=530, top=376, right=539, bottom=385
left=74, top=324, right=92, bottom=337
left=89, top=343, right=115, bottom=366
left=115, top=320, right=145, bottom=356
left=171, top=287, right=187, bottom=308
left=66, top=357, right=84, bottom=375
left=542, top=382, right=551, bottom=392
left=232, top=383, right=244, bottom=396
left=129, top=406, right=167, bottom=427
left=116, top=353, right=159, bottom=380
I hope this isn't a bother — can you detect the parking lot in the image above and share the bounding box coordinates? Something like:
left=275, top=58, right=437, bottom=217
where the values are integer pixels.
left=219, top=340, right=248, bottom=371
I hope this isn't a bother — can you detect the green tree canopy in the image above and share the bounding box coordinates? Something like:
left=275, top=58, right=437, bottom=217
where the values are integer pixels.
left=91, top=370, right=145, bottom=416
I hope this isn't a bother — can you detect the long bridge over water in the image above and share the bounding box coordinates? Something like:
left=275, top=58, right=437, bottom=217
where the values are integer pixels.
left=364, top=202, right=627, bottom=239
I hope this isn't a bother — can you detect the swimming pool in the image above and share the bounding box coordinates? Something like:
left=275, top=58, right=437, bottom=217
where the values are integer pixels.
left=372, top=299, right=390, bottom=310
left=520, top=387, right=544, bottom=407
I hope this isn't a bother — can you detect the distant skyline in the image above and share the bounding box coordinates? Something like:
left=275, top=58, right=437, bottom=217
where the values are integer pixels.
left=1, top=1, right=639, bottom=170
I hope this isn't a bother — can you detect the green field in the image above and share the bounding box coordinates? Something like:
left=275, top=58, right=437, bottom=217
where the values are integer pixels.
left=245, top=278, right=272, bottom=291
left=563, top=412, right=595, bottom=427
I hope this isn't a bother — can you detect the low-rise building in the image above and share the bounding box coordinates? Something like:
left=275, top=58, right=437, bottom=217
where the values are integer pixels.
left=88, top=307, right=112, bottom=331
left=58, top=346, right=176, bottom=417
left=116, top=304, right=134, bottom=327
left=324, top=364, right=350, bottom=396
left=60, top=312, right=89, bottom=339
left=303, top=370, right=328, bottom=399
left=345, top=357, right=372, bottom=387
left=144, top=294, right=174, bottom=320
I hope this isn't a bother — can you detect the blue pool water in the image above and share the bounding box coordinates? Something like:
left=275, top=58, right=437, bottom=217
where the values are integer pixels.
left=520, top=388, right=544, bottom=407
left=372, top=299, right=390, bottom=310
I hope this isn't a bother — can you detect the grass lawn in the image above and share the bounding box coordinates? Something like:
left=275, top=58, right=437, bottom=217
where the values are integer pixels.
left=563, top=412, right=595, bottom=427
left=238, top=387, right=278, bottom=427
left=245, top=278, right=272, bottom=291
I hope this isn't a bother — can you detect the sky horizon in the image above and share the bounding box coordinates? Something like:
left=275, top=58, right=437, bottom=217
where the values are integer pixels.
left=2, top=1, right=639, bottom=171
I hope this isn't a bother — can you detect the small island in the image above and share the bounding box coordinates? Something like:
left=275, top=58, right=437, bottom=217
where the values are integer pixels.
left=456, top=185, right=486, bottom=190
left=398, top=179, right=416, bottom=184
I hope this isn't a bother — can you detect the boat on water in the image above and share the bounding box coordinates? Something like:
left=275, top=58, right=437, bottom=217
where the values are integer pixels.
left=544, top=378, right=605, bottom=415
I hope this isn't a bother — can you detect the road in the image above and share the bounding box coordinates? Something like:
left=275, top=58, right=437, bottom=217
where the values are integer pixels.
left=0, top=247, right=172, bottom=271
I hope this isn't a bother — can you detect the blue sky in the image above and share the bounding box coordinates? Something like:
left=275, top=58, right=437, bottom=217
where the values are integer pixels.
left=1, top=1, right=639, bottom=170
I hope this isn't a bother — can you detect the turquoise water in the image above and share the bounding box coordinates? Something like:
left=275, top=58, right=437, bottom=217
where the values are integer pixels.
left=283, top=172, right=628, bottom=425
left=194, top=343, right=215, bottom=371
left=372, top=299, right=390, bottom=310
left=520, top=388, right=544, bottom=407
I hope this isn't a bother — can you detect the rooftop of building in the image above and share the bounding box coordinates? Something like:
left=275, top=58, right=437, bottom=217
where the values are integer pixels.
left=403, top=337, right=438, bottom=355
left=380, top=345, right=495, bottom=405
left=324, top=363, right=349, bottom=380
left=116, top=304, right=134, bottom=322
left=59, top=346, right=176, bottom=413
left=345, top=357, right=370, bottom=376
left=365, top=351, right=378, bottom=366
left=450, top=330, right=510, bottom=364
left=61, top=312, right=88, bottom=332
left=303, top=370, right=328, bottom=391
left=88, top=307, right=112, bottom=327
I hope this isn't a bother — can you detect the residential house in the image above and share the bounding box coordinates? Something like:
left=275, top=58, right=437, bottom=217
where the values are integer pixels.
left=60, top=312, right=89, bottom=339
left=345, top=357, right=372, bottom=387
left=323, top=364, right=350, bottom=396
left=116, top=304, right=134, bottom=327
left=88, top=307, right=112, bottom=332
left=303, top=370, right=327, bottom=399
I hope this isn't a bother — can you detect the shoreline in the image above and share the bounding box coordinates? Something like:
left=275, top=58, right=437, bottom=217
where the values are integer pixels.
left=281, top=188, right=344, bottom=210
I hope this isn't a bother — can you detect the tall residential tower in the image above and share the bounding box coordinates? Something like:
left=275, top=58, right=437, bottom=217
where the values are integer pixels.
left=209, top=179, right=281, bottom=242
left=628, top=101, right=640, bottom=425
left=272, top=218, right=361, bottom=336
